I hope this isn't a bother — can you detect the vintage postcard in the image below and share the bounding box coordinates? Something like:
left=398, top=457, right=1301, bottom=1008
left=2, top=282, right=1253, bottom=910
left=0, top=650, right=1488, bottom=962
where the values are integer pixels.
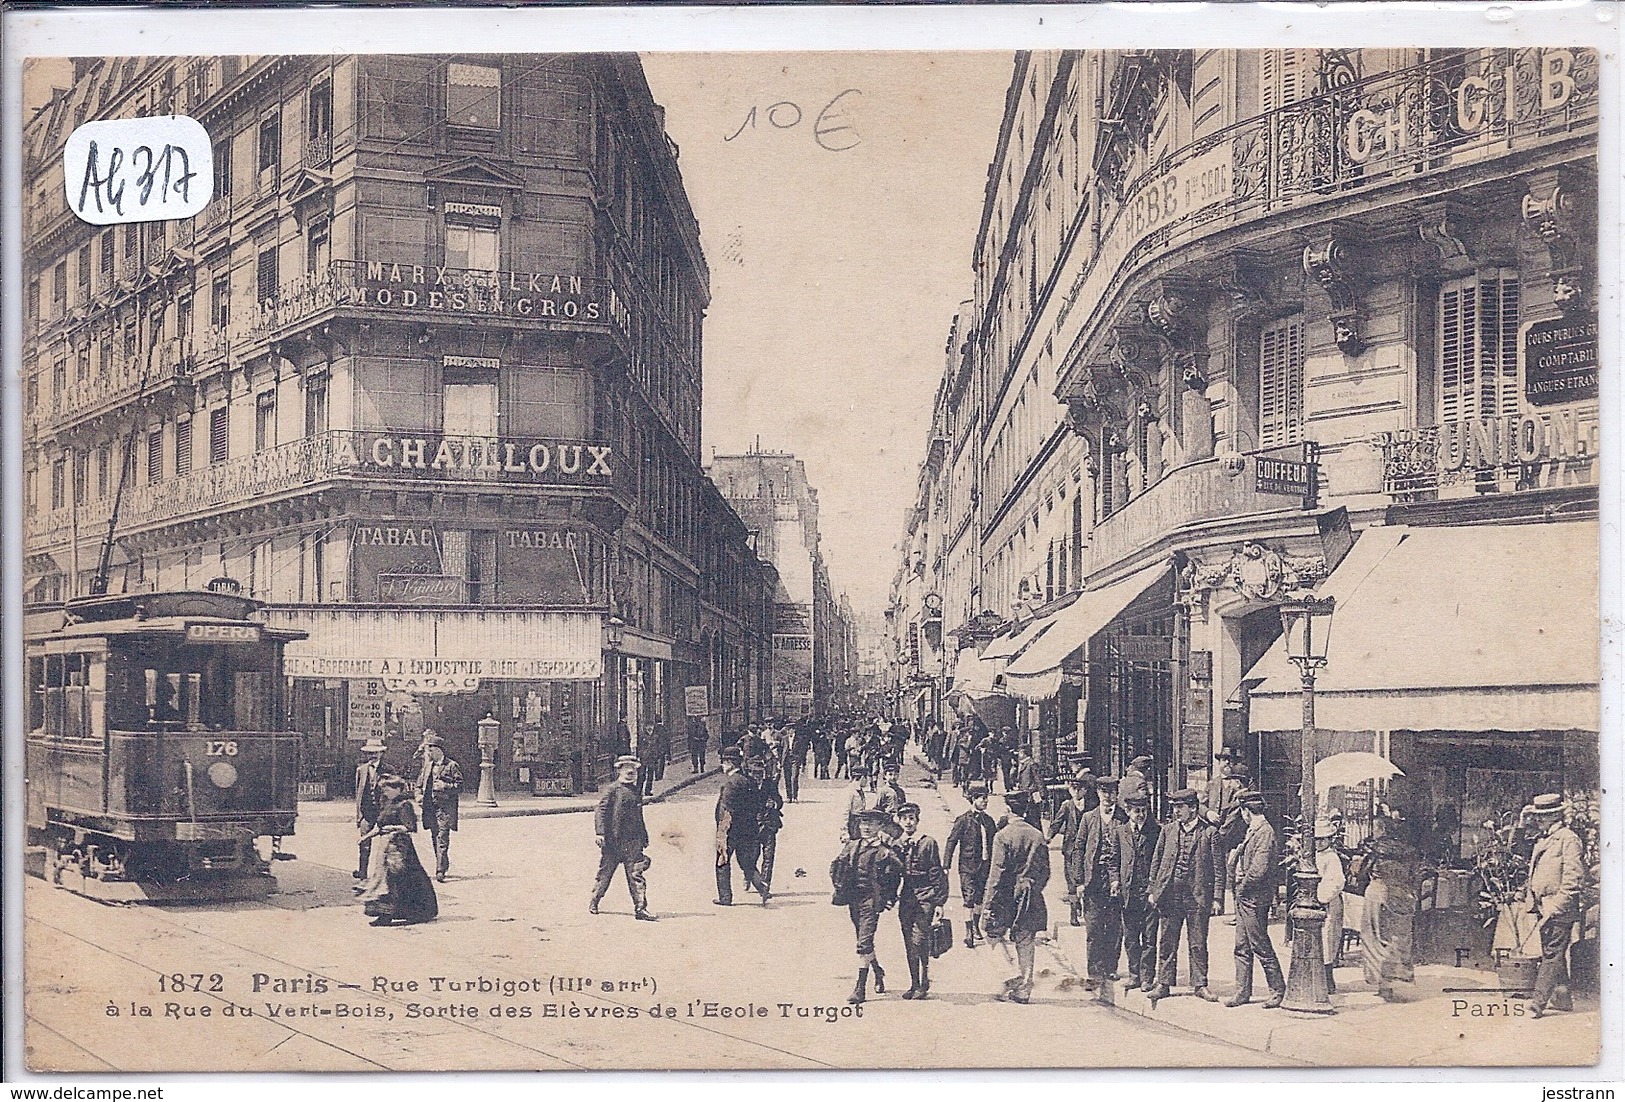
left=8, top=16, right=1612, bottom=1074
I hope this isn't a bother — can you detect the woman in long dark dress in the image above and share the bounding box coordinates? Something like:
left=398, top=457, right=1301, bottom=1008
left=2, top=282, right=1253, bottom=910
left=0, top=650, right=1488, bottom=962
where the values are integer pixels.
left=357, top=776, right=439, bottom=926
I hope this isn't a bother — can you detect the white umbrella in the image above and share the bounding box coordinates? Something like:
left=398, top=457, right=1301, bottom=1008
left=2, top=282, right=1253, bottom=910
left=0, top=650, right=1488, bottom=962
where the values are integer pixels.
left=1314, top=751, right=1402, bottom=794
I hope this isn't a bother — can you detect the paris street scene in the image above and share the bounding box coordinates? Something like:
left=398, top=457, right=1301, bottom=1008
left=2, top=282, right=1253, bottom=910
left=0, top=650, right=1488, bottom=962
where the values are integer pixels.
left=15, top=44, right=1604, bottom=1072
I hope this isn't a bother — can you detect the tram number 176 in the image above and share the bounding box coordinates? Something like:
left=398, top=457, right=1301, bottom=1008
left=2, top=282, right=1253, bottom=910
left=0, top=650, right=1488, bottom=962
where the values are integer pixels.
left=206, top=740, right=239, bottom=756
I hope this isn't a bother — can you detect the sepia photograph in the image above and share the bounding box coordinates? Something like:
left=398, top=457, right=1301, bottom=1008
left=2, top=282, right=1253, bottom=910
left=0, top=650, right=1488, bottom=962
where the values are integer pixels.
left=7, top=18, right=1610, bottom=1076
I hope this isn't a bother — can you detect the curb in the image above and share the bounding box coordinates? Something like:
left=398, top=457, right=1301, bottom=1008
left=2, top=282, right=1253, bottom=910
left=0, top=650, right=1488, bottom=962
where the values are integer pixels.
left=298, top=768, right=721, bottom=823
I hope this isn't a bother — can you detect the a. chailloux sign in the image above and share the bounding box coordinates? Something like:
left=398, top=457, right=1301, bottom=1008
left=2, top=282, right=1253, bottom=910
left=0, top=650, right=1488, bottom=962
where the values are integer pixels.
left=333, top=434, right=615, bottom=478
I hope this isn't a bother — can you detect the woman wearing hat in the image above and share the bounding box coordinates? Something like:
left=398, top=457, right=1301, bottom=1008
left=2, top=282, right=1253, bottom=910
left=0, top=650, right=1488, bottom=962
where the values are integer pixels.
left=1523, top=793, right=1584, bottom=1018
left=1358, top=811, right=1418, bottom=1001
left=1313, top=819, right=1347, bottom=994
left=356, top=775, right=438, bottom=927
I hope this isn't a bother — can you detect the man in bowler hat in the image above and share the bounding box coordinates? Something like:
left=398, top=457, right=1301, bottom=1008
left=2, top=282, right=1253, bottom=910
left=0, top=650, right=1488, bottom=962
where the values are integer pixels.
left=354, top=737, right=387, bottom=880
left=417, top=733, right=462, bottom=882
left=714, top=747, right=768, bottom=906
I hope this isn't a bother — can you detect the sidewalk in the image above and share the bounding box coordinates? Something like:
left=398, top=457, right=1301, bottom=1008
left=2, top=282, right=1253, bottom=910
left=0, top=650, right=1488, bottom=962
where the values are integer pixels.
left=297, top=764, right=719, bottom=823
left=1048, top=905, right=1601, bottom=1065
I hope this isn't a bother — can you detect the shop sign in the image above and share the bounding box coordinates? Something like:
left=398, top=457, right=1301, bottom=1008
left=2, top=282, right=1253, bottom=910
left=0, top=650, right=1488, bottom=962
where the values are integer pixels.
left=443, top=355, right=501, bottom=371
left=1524, top=314, right=1598, bottom=406
left=1254, top=456, right=1314, bottom=498
left=359, top=261, right=626, bottom=330
left=347, top=695, right=386, bottom=741
left=377, top=574, right=464, bottom=604
left=185, top=622, right=262, bottom=644
left=773, top=635, right=812, bottom=651
left=442, top=202, right=503, bottom=219
left=284, top=654, right=604, bottom=681
left=333, top=433, right=615, bottom=479
left=1438, top=408, right=1597, bottom=472
left=685, top=685, right=710, bottom=717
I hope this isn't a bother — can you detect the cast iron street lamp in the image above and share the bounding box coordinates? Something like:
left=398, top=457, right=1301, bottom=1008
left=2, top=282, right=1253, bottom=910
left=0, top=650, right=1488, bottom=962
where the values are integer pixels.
left=475, top=711, right=501, bottom=808
left=1279, top=594, right=1336, bottom=1014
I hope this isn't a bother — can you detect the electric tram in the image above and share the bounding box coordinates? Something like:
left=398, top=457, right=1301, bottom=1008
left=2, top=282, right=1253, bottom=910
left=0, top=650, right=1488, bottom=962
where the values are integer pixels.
left=25, top=583, right=306, bottom=901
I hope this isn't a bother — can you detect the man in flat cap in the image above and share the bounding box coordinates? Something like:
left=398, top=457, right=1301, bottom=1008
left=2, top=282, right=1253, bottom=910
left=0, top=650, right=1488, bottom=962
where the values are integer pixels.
left=1075, top=775, right=1126, bottom=988
left=876, top=760, right=909, bottom=821
left=894, top=803, right=949, bottom=999
left=1524, top=793, right=1585, bottom=1018
left=1146, top=788, right=1219, bottom=1003
left=416, top=733, right=462, bottom=883
left=1226, top=790, right=1285, bottom=1008
left=832, top=808, right=903, bottom=1005
left=714, top=747, right=768, bottom=906
left=981, top=791, right=1050, bottom=1003
left=844, top=762, right=874, bottom=841
left=1114, top=791, right=1161, bottom=992
left=1120, top=754, right=1155, bottom=806
left=591, top=755, right=655, bottom=920
left=944, top=783, right=998, bottom=948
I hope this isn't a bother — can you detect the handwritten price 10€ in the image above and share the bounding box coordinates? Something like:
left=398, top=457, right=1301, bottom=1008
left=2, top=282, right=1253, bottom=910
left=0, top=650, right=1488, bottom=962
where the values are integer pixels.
left=725, top=90, right=862, bottom=152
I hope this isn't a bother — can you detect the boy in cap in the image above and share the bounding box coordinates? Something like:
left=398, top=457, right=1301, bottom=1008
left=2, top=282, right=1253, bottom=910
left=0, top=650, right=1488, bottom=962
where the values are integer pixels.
left=1146, top=788, right=1220, bottom=1003
left=1048, top=769, right=1098, bottom=927
left=894, top=803, right=949, bottom=999
left=591, top=755, right=655, bottom=920
left=844, top=762, right=873, bottom=840
left=832, top=809, right=903, bottom=1004
left=944, top=783, right=998, bottom=947
left=1524, top=793, right=1584, bottom=1018
left=1226, top=790, right=1285, bottom=1008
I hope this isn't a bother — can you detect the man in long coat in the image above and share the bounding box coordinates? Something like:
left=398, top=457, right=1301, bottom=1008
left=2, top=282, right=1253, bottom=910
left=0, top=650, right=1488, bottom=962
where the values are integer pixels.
left=1146, top=788, right=1220, bottom=1003
left=944, top=783, right=998, bottom=947
left=1047, top=770, right=1095, bottom=927
left=1114, top=791, right=1162, bottom=992
left=980, top=792, right=1050, bottom=1003
left=714, top=748, right=768, bottom=906
left=353, top=737, right=386, bottom=880
left=591, top=754, right=655, bottom=920
left=417, top=736, right=462, bottom=883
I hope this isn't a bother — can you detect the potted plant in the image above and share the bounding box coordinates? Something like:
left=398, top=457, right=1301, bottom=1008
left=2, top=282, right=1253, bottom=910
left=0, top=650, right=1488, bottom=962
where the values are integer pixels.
left=1473, top=810, right=1539, bottom=995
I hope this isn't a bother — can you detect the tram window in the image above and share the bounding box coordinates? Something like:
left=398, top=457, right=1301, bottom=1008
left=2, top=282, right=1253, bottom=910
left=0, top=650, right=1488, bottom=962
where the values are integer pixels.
left=113, top=639, right=283, bottom=732
left=28, top=651, right=105, bottom=742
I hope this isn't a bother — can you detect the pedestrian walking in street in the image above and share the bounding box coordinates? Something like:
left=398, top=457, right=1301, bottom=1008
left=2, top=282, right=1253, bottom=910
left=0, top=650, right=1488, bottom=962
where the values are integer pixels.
left=1225, top=790, right=1286, bottom=1008
left=1075, top=775, right=1126, bottom=988
left=834, top=727, right=852, bottom=779
left=1523, top=793, right=1585, bottom=1018
left=1359, top=811, right=1420, bottom=1002
left=1205, top=756, right=1251, bottom=919
left=1120, top=754, right=1154, bottom=807
left=1146, top=788, right=1220, bottom=1004
left=944, top=783, right=997, bottom=948
left=416, top=735, right=462, bottom=883
left=714, top=748, right=769, bottom=906
left=981, top=791, right=1050, bottom=1004
left=1010, top=741, right=1043, bottom=806
left=357, top=776, right=438, bottom=927
left=687, top=716, right=709, bottom=774
left=639, top=721, right=665, bottom=796
left=1114, top=791, right=1161, bottom=993
left=831, top=809, right=903, bottom=1005
left=812, top=724, right=833, bottom=780
left=1312, top=818, right=1347, bottom=993
left=591, top=755, right=656, bottom=920
left=353, top=737, right=386, bottom=881
left=876, top=760, right=908, bottom=820
left=894, top=803, right=949, bottom=999
left=844, top=763, right=873, bottom=840
left=749, top=755, right=785, bottom=895
left=997, top=726, right=1019, bottom=793
left=782, top=721, right=809, bottom=802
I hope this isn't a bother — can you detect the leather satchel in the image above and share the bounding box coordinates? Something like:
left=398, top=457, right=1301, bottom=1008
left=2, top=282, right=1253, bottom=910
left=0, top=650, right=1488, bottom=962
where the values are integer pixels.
left=929, top=915, right=954, bottom=958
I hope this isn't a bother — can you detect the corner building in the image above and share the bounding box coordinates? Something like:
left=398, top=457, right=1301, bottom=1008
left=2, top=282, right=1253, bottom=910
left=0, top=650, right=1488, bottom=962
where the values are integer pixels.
left=928, top=49, right=1599, bottom=857
left=22, top=53, right=773, bottom=794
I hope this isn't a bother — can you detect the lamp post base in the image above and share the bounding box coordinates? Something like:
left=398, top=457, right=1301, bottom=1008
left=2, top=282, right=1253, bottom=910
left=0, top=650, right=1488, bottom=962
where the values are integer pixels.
left=476, top=754, right=498, bottom=808
left=1282, top=867, right=1334, bottom=1014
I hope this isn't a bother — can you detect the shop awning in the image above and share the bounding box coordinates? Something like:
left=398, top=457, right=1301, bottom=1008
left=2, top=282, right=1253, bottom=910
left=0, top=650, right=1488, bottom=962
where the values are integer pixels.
left=952, top=647, right=1004, bottom=696
left=1003, top=563, right=1168, bottom=699
left=1247, top=521, right=1599, bottom=733
left=980, top=629, right=1024, bottom=661
left=272, top=607, right=605, bottom=682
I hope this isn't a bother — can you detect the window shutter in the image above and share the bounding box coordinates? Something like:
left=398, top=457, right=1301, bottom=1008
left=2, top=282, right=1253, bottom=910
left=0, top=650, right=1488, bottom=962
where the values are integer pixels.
left=1438, top=270, right=1519, bottom=422
left=1259, top=315, right=1305, bottom=448
left=175, top=417, right=192, bottom=476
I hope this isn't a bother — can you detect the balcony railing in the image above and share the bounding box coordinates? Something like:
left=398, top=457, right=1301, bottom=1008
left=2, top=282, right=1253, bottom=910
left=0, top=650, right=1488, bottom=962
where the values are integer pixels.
left=1376, top=415, right=1600, bottom=503
left=1084, top=446, right=1317, bottom=577
left=305, top=133, right=332, bottom=168
left=33, top=340, right=194, bottom=431
left=24, top=429, right=631, bottom=544
left=1058, top=48, right=1598, bottom=355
